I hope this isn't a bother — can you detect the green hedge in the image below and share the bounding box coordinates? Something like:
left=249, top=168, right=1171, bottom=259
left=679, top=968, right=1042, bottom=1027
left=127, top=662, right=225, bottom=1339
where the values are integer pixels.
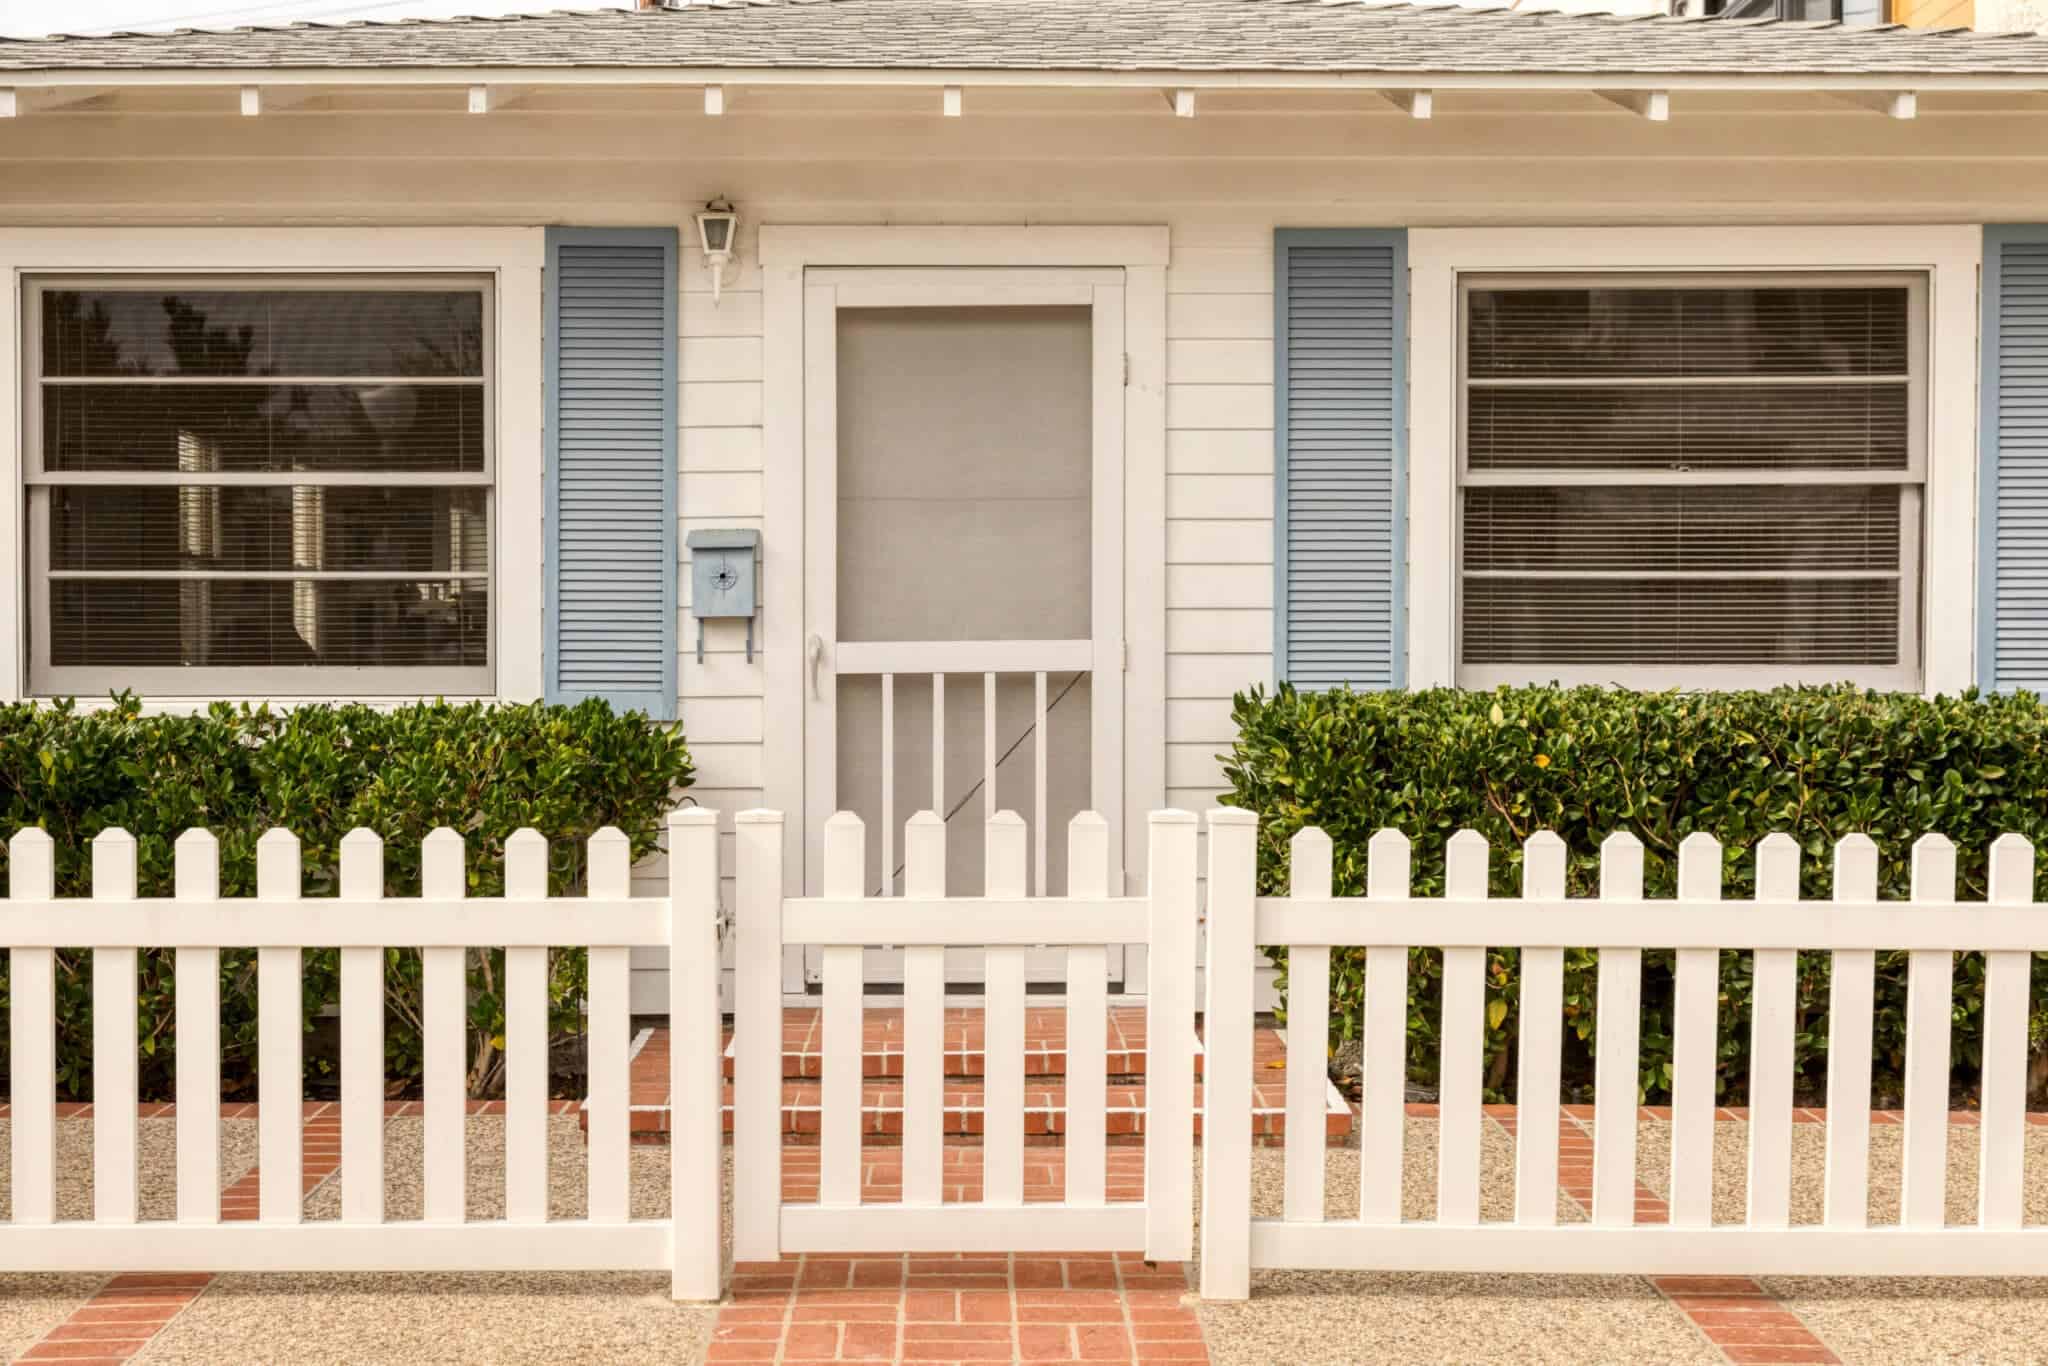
left=0, top=696, right=694, bottom=1101
left=1221, top=684, right=2048, bottom=1106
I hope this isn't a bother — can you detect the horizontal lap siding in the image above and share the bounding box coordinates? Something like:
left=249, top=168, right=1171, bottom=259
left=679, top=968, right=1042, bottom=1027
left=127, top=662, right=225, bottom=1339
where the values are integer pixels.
left=1166, top=228, right=1280, bottom=811
left=1988, top=228, right=2048, bottom=693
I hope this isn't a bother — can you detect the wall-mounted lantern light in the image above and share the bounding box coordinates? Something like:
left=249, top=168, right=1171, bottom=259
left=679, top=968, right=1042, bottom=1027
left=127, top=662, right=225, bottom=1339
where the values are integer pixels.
left=695, top=197, right=739, bottom=303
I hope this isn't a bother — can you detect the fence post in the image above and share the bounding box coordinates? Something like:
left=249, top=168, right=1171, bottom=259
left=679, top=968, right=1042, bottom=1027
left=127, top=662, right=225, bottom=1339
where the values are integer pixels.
left=670, top=807, right=724, bottom=1301
left=504, top=829, right=551, bottom=1225
left=1591, top=832, right=1644, bottom=1229
left=339, top=828, right=385, bottom=1225
left=1144, top=808, right=1198, bottom=1264
left=9, top=828, right=57, bottom=1226
left=733, top=808, right=786, bottom=1264
left=256, top=829, right=303, bottom=1224
left=174, top=829, right=222, bottom=1225
left=1980, top=833, right=2034, bottom=1231
left=92, top=827, right=139, bottom=1225
left=420, top=829, right=468, bottom=1225
left=1669, top=832, right=1722, bottom=1229
left=1902, top=833, right=1957, bottom=1229
left=1361, top=829, right=1410, bottom=1225
left=587, top=826, right=634, bottom=1226
left=1199, top=808, right=1258, bottom=1300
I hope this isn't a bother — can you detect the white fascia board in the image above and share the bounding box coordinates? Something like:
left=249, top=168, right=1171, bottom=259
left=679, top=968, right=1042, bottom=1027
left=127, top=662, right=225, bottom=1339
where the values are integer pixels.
left=5, top=66, right=2046, bottom=94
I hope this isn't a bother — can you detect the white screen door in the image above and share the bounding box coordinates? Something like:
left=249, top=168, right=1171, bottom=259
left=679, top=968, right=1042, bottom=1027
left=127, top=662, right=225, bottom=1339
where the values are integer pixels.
left=801, top=268, right=1126, bottom=985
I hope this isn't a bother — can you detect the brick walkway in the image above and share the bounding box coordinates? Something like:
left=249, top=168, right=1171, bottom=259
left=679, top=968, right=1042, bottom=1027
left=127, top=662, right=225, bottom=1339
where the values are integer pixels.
left=712, top=1254, right=1203, bottom=1366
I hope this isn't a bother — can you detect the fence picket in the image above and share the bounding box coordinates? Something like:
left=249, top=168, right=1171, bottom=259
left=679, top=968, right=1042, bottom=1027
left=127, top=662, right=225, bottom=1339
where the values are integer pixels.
left=902, top=812, right=947, bottom=1208
left=1065, top=813, right=1112, bottom=1208
left=984, top=812, right=1029, bottom=1207
left=175, top=830, right=222, bottom=1225
left=586, top=828, right=634, bottom=1225
left=1201, top=809, right=1259, bottom=1299
left=92, top=829, right=139, bottom=1225
left=1824, top=834, right=1879, bottom=1230
left=1514, top=831, right=1566, bottom=1227
left=733, top=809, right=785, bottom=1262
left=1591, top=832, right=1644, bottom=1228
left=420, top=829, right=468, bottom=1224
left=821, top=813, right=866, bottom=1209
left=1361, top=830, right=1410, bottom=1225
left=339, top=830, right=386, bottom=1224
left=504, top=829, right=550, bottom=1225
left=1980, top=834, right=2034, bottom=1231
left=256, top=829, right=303, bottom=1224
left=669, top=808, right=724, bottom=1300
left=9, top=829, right=57, bottom=1226
left=1748, top=833, right=1801, bottom=1230
left=1437, top=831, right=1488, bottom=1228
left=1146, top=810, right=1200, bottom=1263
left=1670, top=832, right=1722, bottom=1230
left=881, top=674, right=895, bottom=897
left=1902, top=834, right=1957, bottom=1229
left=1283, top=827, right=1333, bottom=1225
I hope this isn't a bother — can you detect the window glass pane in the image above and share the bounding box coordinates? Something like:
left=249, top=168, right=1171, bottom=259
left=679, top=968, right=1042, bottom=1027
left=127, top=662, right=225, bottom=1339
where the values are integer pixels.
left=1466, top=382, right=1909, bottom=473
left=42, top=383, right=486, bottom=473
left=41, top=290, right=483, bottom=378
left=51, top=486, right=487, bottom=575
left=1467, top=286, right=1909, bottom=379
left=1462, top=579, right=1900, bottom=667
left=51, top=579, right=488, bottom=669
left=1464, top=486, right=1901, bottom=576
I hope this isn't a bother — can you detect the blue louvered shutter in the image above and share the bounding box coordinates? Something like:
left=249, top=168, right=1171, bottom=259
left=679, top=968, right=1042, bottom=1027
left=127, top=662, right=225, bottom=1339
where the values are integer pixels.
left=544, top=227, right=678, bottom=719
left=1983, top=226, right=2048, bottom=693
left=1273, top=229, right=1407, bottom=690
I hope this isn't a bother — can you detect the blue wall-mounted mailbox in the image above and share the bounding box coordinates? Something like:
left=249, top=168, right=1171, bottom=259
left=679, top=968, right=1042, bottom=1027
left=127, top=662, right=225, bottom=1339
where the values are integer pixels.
left=684, top=528, right=761, bottom=663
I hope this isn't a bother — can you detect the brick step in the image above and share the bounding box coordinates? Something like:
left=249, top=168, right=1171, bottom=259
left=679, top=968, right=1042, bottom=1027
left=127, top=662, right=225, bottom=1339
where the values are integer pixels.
left=723, top=1006, right=1167, bottom=1082
left=614, top=1019, right=1352, bottom=1146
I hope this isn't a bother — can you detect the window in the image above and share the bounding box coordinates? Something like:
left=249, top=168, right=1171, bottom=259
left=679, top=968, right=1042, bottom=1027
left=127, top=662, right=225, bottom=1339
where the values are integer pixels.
left=25, top=277, right=493, bottom=697
left=1456, top=275, right=1924, bottom=690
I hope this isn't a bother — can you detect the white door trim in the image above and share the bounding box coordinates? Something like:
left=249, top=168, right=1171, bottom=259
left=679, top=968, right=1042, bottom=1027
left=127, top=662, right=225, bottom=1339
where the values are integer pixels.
left=761, top=226, right=1168, bottom=924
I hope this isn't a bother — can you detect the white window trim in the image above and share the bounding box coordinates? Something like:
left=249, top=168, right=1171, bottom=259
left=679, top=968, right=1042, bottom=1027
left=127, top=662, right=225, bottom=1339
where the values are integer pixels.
left=0, top=228, right=545, bottom=706
left=1407, top=225, right=1982, bottom=697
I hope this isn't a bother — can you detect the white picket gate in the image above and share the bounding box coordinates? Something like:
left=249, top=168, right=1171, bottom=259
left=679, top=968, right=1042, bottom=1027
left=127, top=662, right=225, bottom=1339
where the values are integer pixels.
left=1, top=811, right=724, bottom=1299
left=1198, top=811, right=2048, bottom=1299
left=729, top=806, right=1198, bottom=1258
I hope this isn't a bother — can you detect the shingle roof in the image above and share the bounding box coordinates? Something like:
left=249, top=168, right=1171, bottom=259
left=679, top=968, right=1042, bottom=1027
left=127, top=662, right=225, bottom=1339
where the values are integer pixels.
left=5, top=0, right=2048, bottom=78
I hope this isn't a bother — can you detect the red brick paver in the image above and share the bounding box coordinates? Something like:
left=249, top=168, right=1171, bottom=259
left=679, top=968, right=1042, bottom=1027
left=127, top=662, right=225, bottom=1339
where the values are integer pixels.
left=1653, top=1278, right=1841, bottom=1365
left=15, top=1274, right=214, bottom=1365
left=713, top=1253, right=1204, bottom=1366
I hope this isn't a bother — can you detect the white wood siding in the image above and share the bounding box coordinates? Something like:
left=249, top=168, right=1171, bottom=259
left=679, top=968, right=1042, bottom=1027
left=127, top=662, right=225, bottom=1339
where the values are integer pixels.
left=2, top=87, right=2034, bottom=1003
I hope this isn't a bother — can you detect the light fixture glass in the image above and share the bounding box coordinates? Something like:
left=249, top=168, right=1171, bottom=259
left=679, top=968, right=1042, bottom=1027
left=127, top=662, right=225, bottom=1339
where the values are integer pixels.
left=695, top=197, right=739, bottom=302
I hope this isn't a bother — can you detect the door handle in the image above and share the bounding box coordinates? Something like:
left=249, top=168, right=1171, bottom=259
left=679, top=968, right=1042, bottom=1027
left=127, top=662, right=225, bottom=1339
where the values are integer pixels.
left=807, top=634, right=826, bottom=699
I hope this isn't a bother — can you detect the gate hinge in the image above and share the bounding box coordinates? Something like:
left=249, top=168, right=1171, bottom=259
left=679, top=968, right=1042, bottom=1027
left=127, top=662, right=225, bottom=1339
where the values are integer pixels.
left=1122, top=352, right=1130, bottom=387
left=1122, top=638, right=1129, bottom=671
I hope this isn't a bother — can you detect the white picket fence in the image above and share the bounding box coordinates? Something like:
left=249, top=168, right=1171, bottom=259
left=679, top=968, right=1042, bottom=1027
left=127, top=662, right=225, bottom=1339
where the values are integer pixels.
left=9, top=804, right=2048, bottom=1298
left=1198, top=813, right=2048, bottom=1299
left=730, top=806, right=1198, bottom=1258
left=1, top=812, right=723, bottom=1299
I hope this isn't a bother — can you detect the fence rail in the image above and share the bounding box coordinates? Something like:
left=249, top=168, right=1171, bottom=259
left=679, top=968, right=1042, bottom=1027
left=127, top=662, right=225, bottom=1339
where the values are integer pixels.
left=1198, top=813, right=2048, bottom=1299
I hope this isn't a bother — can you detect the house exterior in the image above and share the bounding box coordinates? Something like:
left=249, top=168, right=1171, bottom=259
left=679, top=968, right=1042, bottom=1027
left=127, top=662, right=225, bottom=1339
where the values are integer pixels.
left=4, top=0, right=2048, bottom=1003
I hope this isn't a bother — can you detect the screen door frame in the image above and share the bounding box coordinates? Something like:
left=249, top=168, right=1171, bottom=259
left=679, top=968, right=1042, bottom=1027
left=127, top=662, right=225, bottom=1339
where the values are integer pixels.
left=800, top=267, right=1126, bottom=985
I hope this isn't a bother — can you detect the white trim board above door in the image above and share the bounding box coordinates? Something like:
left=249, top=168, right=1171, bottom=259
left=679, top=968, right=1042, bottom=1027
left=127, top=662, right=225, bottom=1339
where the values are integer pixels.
left=758, top=227, right=1169, bottom=996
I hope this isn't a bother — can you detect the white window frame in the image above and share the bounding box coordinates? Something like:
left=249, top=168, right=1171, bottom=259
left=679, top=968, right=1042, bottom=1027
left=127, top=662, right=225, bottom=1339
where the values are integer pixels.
left=1407, top=226, right=1982, bottom=697
left=0, top=229, right=545, bottom=706
left=1454, top=268, right=1928, bottom=693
